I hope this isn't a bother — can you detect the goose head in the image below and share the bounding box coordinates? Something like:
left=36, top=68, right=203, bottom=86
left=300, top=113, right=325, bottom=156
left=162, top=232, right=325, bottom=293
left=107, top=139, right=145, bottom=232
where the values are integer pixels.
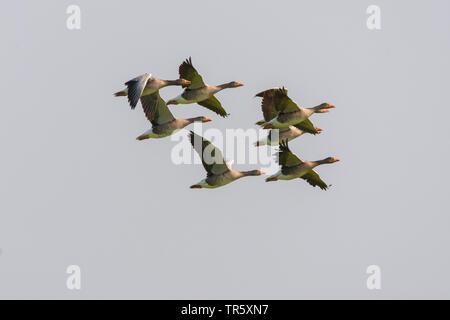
left=230, top=81, right=244, bottom=88
left=176, top=78, right=191, bottom=86
left=242, top=169, right=266, bottom=176
left=188, top=116, right=212, bottom=123
left=314, top=103, right=335, bottom=113
left=323, top=157, right=340, bottom=163
left=221, top=81, right=244, bottom=89
left=200, top=117, right=212, bottom=123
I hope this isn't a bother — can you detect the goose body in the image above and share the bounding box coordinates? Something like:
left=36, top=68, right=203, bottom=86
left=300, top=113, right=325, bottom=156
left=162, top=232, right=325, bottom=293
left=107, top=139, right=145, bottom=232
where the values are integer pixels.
left=167, top=57, right=243, bottom=117
left=267, top=108, right=313, bottom=128
left=255, top=88, right=334, bottom=129
left=168, top=87, right=219, bottom=105
left=192, top=171, right=249, bottom=189
left=267, top=161, right=318, bottom=181
left=189, top=132, right=264, bottom=189
left=176, top=85, right=222, bottom=103
left=255, top=124, right=322, bottom=146
left=266, top=140, right=339, bottom=190
left=136, top=119, right=197, bottom=140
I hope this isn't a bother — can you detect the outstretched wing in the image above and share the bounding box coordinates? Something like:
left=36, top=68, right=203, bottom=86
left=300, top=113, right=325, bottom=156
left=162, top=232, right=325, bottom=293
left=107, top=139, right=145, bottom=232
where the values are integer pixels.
left=197, top=96, right=228, bottom=117
left=301, top=170, right=328, bottom=190
left=189, top=131, right=229, bottom=177
left=294, top=118, right=321, bottom=134
left=124, top=73, right=152, bottom=109
left=259, top=89, right=280, bottom=121
left=255, top=87, right=299, bottom=115
left=179, top=57, right=205, bottom=89
left=140, top=91, right=174, bottom=126
left=255, top=87, right=288, bottom=97
left=273, top=87, right=300, bottom=113
left=276, top=140, right=303, bottom=167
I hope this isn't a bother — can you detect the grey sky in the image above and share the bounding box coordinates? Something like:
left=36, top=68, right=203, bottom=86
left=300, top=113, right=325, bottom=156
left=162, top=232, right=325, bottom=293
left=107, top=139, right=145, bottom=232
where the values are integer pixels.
left=1, top=0, right=449, bottom=299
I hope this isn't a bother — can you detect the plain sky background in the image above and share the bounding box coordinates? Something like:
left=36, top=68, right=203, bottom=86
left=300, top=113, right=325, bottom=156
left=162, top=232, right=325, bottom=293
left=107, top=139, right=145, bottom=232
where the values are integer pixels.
left=1, top=0, right=449, bottom=299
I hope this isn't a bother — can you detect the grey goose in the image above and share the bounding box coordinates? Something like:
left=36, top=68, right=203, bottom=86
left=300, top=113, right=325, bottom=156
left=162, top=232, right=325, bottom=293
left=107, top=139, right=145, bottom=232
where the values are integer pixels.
left=255, top=88, right=334, bottom=129
left=167, top=57, right=244, bottom=117
left=189, top=132, right=264, bottom=188
left=114, top=73, right=190, bottom=109
left=266, top=140, right=339, bottom=190
left=135, top=92, right=211, bottom=140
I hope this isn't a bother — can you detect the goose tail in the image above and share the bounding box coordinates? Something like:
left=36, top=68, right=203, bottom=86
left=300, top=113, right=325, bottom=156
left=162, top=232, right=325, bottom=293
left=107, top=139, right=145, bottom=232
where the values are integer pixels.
left=265, top=176, right=278, bottom=182
left=136, top=134, right=150, bottom=141
left=114, top=90, right=127, bottom=97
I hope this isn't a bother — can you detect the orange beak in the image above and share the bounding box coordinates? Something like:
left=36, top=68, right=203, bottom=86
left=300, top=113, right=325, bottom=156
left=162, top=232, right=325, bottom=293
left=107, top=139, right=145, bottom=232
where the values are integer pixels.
left=204, top=117, right=212, bottom=122
left=316, top=127, right=322, bottom=132
left=328, top=104, right=335, bottom=108
left=183, top=79, right=191, bottom=85
left=235, top=82, right=244, bottom=87
left=333, top=158, right=340, bottom=162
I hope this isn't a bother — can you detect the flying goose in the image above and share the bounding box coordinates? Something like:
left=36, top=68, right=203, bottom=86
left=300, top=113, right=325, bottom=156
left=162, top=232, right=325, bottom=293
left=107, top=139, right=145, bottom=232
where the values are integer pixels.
left=189, top=131, right=265, bottom=188
left=254, top=87, right=322, bottom=146
left=135, top=92, right=211, bottom=140
left=114, top=73, right=190, bottom=109
left=166, top=57, right=244, bottom=117
left=255, top=88, right=334, bottom=129
left=266, top=140, right=339, bottom=190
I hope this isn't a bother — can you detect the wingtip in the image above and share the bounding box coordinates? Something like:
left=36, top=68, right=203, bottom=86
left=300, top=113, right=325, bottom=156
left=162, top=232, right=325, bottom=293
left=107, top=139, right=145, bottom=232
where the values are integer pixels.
left=279, top=139, right=289, bottom=149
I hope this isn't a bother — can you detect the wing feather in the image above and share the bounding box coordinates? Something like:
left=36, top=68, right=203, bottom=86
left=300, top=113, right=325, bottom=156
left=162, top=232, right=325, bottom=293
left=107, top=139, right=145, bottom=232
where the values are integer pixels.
left=255, top=87, right=300, bottom=117
left=276, top=140, right=303, bottom=167
left=197, top=96, right=228, bottom=117
left=260, top=89, right=279, bottom=121
left=140, top=91, right=174, bottom=125
left=189, top=131, right=229, bottom=176
left=179, top=57, right=205, bottom=89
left=294, top=118, right=321, bottom=134
left=301, top=170, right=328, bottom=190
left=274, top=88, right=300, bottom=113
left=124, top=73, right=152, bottom=109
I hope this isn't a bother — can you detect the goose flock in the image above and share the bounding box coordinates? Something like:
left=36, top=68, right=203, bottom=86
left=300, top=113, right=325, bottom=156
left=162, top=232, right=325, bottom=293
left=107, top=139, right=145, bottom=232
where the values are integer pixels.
left=114, top=57, right=339, bottom=190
